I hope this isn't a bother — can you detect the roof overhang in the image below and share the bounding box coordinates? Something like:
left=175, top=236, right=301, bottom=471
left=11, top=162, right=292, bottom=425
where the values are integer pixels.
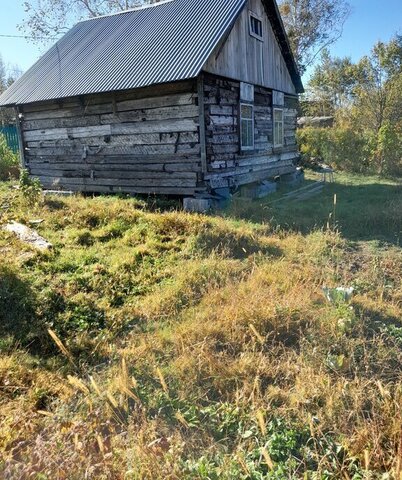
left=0, top=0, right=303, bottom=107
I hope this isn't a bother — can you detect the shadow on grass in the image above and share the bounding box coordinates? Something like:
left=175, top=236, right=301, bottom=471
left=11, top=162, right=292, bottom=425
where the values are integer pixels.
left=227, top=180, right=402, bottom=245
left=0, top=265, right=47, bottom=353
left=195, top=227, right=283, bottom=259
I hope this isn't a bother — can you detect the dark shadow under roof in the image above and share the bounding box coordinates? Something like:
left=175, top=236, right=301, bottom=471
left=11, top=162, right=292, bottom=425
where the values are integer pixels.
left=0, top=0, right=303, bottom=106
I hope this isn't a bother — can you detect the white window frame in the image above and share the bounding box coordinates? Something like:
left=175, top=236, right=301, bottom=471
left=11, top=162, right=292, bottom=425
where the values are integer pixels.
left=249, top=12, right=264, bottom=41
left=240, top=103, right=254, bottom=151
left=273, top=108, right=284, bottom=148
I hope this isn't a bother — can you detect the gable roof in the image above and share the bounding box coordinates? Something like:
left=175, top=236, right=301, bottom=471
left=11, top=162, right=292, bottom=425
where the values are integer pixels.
left=0, top=0, right=303, bottom=107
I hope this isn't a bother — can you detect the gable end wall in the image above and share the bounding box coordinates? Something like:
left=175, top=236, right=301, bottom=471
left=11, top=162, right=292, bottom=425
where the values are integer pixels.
left=203, top=0, right=297, bottom=95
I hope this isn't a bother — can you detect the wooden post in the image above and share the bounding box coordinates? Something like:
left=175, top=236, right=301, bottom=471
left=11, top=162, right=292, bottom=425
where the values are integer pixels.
left=15, top=106, right=26, bottom=169
left=197, top=73, right=207, bottom=175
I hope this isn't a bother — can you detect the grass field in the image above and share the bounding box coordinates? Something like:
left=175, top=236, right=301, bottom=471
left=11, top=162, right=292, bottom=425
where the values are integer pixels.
left=0, top=171, right=401, bottom=479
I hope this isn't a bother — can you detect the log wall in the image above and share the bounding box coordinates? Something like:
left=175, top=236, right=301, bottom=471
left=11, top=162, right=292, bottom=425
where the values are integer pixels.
left=21, top=80, right=203, bottom=196
left=20, top=74, right=300, bottom=196
left=203, top=73, right=299, bottom=189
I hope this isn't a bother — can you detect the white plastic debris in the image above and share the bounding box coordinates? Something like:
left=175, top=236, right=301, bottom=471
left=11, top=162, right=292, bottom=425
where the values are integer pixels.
left=323, top=286, right=354, bottom=304
left=3, top=221, right=52, bottom=251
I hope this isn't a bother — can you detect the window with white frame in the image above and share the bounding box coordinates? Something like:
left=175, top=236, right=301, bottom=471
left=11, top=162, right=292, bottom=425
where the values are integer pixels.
left=273, top=108, right=284, bottom=147
left=249, top=13, right=263, bottom=41
left=240, top=103, right=254, bottom=150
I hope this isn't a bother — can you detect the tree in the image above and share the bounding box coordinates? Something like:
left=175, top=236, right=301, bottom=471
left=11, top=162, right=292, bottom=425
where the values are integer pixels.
left=20, top=0, right=159, bottom=40
left=277, top=0, right=351, bottom=73
left=0, top=55, right=23, bottom=125
left=353, top=34, right=402, bottom=132
left=306, top=49, right=358, bottom=115
left=301, top=35, right=402, bottom=176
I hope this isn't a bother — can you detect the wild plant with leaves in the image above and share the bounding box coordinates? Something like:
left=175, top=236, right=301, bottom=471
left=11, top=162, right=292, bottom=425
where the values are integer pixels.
left=300, top=34, right=402, bottom=176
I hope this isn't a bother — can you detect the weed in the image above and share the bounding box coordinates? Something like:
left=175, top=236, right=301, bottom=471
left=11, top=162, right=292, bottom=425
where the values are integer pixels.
left=0, top=172, right=400, bottom=479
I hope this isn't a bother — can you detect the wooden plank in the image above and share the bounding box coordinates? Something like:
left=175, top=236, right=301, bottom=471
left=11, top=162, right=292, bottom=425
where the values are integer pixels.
left=26, top=132, right=199, bottom=148
left=30, top=168, right=197, bottom=181
left=34, top=176, right=197, bottom=188
left=234, top=164, right=295, bottom=185
left=24, top=125, right=112, bottom=141
left=100, top=104, right=199, bottom=124
left=208, top=115, right=237, bottom=126
left=38, top=182, right=197, bottom=196
left=208, top=133, right=239, bottom=144
left=26, top=141, right=200, bottom=157
left=29, top=162, right=202, bottom=173
left=23, top=100, right=81, bottom=113
left=28, top=153, right=201, bottom=164
left=205, top=159, right=295, bottom=179
left=114, top=80, right=196, bottom=102
left=111, top=119, right=198, bottom=135
left=207, top=144, right=239, bottom=154
left=117, top=93, right=196, bottom=112
left=209, top=105, right=235, bottom=116
left=23, top=115, right=102, bottom=131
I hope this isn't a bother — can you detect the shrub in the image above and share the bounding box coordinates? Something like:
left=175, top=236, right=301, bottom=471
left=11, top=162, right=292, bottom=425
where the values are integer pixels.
left=297, top=125, right=401, bottom=175
left=376, top=123, right=402, bottom=176
left=19, top=168, right=42, bottom=205
left=0, top=133, right=19, bottom=180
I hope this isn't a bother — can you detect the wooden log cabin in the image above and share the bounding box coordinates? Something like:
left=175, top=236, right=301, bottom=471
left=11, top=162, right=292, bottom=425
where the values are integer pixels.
left=0, top=0, right=303, bottom=198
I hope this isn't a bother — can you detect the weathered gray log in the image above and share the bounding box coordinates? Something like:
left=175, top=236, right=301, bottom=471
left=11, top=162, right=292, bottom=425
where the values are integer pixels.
left=4, top=222, right=52, bottom=251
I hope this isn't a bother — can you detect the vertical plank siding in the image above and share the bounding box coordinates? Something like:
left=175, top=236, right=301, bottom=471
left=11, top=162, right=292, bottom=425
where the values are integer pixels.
left=203, top=73, right=299, bottom=188
left=21, top=80, right=203, bottom=195
left=203, top=0, right=297, bottom=95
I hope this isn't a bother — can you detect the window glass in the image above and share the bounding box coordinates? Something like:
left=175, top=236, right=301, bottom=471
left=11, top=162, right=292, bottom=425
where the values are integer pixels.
left=273, top=108, right=284, bottom=147
left=240, top=103, right=254, bottom=150
left=250, top=14, right=263, bottom=40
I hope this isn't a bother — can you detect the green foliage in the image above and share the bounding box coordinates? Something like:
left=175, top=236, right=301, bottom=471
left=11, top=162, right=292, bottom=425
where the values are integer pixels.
left=376, top=123, right=402, bottom=176
left=19, top=168, right=43, bottom=205
left=297, top=125, right=401, bottom=176
left=183, top=415, right=364, bottom=479
left=0, top=175, right=400, bottom=478
left=308, top=49, right=357, bottom=112
left=303, top=35, right=402, bottom=176
left=297, top=126, right=371, bottom=173
left=0, top=134, right=19, bottom=180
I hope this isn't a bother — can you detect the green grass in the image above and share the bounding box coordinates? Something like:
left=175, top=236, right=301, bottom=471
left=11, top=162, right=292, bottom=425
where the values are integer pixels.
left=0, top=172, right=401, bottom=479
left=228, top=171, right=402, bottom=244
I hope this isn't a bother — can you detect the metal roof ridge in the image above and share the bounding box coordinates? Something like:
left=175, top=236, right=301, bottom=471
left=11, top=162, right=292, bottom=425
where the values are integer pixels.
left=78, top=0, right=176, bottom=23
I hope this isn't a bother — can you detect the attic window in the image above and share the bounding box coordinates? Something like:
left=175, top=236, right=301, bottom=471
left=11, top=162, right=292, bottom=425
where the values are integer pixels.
left=249, top=13, right=263, bottom=41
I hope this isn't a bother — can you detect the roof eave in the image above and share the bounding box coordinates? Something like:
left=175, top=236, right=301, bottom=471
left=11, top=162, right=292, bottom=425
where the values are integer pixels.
left=262, top=0, right=304, bottom=94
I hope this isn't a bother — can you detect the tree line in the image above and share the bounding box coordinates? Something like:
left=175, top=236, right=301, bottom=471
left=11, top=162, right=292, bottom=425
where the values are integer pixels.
left=299, top=34, right=402, bottom=176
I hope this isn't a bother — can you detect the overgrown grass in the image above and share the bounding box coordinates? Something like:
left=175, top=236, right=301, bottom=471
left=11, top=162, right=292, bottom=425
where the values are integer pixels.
left=228, top=171, right=402, bottom=244
left=0, top=172, right=401, bottom=479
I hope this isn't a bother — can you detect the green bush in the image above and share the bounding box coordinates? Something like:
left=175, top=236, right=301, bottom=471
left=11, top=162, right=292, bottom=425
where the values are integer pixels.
left=0, top=133, right=19, bottom=180
left=297, top=125, right=401, bottom=176
left=19, top=168, right=43, bottom=205
left=376, top=123, right=402, bottom=176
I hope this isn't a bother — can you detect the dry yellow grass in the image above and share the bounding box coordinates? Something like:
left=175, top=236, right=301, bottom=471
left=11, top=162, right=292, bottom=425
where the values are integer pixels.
left=0, top=175, right=401, bottom=479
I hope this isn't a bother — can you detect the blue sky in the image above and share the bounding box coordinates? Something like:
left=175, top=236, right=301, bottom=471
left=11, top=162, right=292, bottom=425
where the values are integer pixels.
left=0, top=0, right=401, bottom=79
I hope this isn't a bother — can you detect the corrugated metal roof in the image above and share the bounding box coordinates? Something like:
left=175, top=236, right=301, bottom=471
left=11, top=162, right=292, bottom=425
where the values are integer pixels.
left=0, top=0, right=302, bottom=106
